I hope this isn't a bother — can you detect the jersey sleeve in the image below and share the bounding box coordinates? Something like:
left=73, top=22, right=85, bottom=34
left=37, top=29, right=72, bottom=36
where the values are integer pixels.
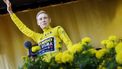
left=57, top=26, right=73, bottom=49
left=10, top=13, right=42, bottom=42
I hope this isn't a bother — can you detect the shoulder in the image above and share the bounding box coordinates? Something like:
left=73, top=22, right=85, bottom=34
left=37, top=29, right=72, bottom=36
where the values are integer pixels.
left=53, top=26, right=65, bottom=34
left=54, top=26, right=64, bottom=30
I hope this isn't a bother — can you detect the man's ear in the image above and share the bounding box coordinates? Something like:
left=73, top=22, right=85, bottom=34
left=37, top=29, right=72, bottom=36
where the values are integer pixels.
left=37, top=21, right=40, bottom=26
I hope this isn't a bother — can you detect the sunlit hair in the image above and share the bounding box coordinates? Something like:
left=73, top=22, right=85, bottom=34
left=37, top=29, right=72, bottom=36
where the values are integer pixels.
left=36, top=10, right=49, bottom=19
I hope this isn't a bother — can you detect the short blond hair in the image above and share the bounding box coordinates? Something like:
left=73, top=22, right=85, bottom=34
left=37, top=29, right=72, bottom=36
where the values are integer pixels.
left=36, top=10, right=48, bottom=19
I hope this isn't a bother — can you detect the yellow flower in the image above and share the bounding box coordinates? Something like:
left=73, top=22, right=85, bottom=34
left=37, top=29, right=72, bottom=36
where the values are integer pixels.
left=96, top=48, right=107, bottom=59
left=108, top=35, right=117, bottom=41
left=31, top=46, right=41, bottom=52
left=116, top=52, right=122, bottom=64
left=68, top=46, right=77, bottom=54
left=82, top=37, right=91, bottom=43
left=88, top=49, right=97, bottom=54
left=68, top=43, right=83, bottom=54
left=61, top=52, right=73, bottom=63
left=63, top=50, right=70, bottom=54
left=101, top=40, right=108, bottom=46
left=74, top=43, right=83, bottom=52
left=106, top=41, right=114, bottom=49
left=80, top=41, right=87, bottom=46
left=115, top=43, right=122, bottom=53
left=55, top=52, right=63, bottom=63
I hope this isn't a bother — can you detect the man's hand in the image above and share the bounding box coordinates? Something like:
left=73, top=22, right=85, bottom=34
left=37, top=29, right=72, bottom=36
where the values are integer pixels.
left=3, top=0, right=13, bottom=14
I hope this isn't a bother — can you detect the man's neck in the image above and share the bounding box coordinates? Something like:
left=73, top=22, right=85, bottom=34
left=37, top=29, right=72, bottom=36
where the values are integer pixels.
left=43, top=25, right=52, bottom=32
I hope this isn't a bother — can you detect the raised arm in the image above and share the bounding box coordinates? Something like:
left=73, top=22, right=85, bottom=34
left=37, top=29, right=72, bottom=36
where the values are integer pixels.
left=3, top=0, right=13, bottom=14
left=3, top=0, right=42, bottom=43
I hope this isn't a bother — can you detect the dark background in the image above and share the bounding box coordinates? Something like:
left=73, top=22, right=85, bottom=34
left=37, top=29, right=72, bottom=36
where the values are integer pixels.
left=0, top=0, right=76, bottom=15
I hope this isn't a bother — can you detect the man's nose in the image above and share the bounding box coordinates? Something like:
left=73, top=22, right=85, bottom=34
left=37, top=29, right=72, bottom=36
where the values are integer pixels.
left=43, top=20, right=46, bottom=22
left=42, top=18, right=46, bottom=22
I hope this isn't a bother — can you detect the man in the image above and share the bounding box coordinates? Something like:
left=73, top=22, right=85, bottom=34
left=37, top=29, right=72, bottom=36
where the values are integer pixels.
left=3, top=0, right=73, bottom=60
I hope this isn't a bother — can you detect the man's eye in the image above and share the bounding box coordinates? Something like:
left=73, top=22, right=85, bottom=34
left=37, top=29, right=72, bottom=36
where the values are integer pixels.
left=40, top=18, right=42, bottom=20
left=44, top=17, right=47, bottom=19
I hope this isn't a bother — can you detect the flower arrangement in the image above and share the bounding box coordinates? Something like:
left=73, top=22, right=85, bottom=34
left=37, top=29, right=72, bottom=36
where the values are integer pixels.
left=19, top=36, right=122, bottom=69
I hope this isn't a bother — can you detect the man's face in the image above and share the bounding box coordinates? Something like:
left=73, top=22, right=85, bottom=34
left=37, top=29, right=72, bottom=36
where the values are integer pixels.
left=37, top=13, right=51, bottom=29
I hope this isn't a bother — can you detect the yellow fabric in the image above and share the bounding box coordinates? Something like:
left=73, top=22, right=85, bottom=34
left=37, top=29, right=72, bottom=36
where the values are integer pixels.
left=10, top=13, right=72, bottom=56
